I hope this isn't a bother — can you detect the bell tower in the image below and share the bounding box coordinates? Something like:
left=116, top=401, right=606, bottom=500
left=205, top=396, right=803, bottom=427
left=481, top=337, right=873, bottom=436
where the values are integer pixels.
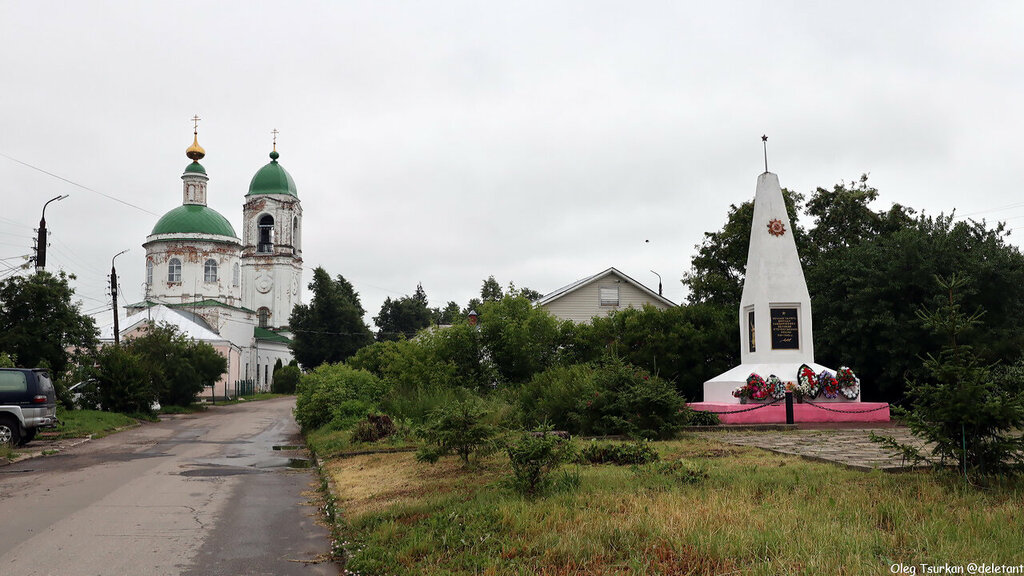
left=240, top=133, right=303, bottom=332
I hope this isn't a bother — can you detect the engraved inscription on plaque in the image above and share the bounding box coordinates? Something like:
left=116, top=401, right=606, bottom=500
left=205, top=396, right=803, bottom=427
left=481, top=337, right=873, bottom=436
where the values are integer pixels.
left=747, top=309, right=756, bottom=352
left=770, top=308, right=799, bottom=350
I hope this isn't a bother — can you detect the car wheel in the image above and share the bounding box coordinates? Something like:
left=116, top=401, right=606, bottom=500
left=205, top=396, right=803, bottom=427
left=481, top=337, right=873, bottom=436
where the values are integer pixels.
left=18, top=427, right=37, bottom=446
left=0, top=416, right=21, bottom=447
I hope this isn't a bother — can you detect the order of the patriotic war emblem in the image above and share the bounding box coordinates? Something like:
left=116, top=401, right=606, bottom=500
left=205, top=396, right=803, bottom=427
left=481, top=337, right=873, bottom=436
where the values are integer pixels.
left=767, top=218, right=786, bottom=237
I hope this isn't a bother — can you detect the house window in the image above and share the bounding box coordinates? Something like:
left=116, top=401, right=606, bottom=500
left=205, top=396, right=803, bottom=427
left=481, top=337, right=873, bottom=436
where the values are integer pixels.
left=232, top=263, right=240, bottom=287
left=146, top=259, right=153, bottom=286
left=204, top=259, right=218, bottom=283
left=258, top=214, right=274, bottom=253
left=258, top=307, right=270, bottom=328
left=167, top=258, right=182, bottom=283
left=599, top=285, right=619, bottom=307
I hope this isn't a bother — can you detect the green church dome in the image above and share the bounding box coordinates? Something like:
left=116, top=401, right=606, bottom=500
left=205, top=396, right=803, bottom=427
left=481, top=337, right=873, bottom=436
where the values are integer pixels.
left=184, top=161, right=207, bottom=175
left=246, top=150, right=297, bottom=197
left=151, top=204, right=238, bottom=238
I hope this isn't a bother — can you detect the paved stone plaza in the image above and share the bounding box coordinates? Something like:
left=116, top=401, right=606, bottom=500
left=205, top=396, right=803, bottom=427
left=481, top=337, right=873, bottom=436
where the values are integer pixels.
left=698, top=427, right=931, bottom=471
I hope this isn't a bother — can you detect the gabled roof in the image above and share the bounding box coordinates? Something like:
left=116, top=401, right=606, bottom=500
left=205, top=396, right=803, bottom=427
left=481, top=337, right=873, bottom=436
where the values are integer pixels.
left=100, top=304, right=226, bottom=342
left=536, top=267, right=676, bottom=308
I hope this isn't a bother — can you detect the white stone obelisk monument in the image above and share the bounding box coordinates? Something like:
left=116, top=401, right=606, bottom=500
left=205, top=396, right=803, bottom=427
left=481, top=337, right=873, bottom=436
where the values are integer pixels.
left=703, top=169, right=835, bottom=402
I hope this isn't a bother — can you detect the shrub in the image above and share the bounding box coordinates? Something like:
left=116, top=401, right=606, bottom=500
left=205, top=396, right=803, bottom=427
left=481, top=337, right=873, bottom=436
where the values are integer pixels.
left=294, top=363, right=389, bottom=431
left=272, top=365, right=300, bottom=394
left=684, top=408, right=720, bottom=426
left=506, top=426, right=577, bottom=497
left=521, top=359, right=687, bottom=439
left=518, top=364, right=597, bottom=432
left=117, top=324, right=225, bottom=407
left=588, top=358, right=686, bottom=439
left=416, top=398, right=497, bottom=466
left=349, top=338, right=462, bottom=391
left=579, top=440, right=660, bottom=465
left=92, top=345, right=156, bottom=415
left=350, top=412, right=397, bottom=443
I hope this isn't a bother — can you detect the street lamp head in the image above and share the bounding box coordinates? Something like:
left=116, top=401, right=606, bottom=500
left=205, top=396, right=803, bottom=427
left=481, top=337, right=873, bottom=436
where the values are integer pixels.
left=111, top=249, right=129, bottom=268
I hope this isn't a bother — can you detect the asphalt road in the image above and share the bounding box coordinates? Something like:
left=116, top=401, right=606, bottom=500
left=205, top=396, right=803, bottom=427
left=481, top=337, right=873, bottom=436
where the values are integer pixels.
left=0, top=397, right=338, bottom=576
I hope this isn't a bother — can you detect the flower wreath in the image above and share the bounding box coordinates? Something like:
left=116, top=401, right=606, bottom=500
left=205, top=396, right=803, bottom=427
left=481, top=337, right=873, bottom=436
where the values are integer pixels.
left=732, top=373, right=770, bottom=401
left=817, top=370, right=840, bottom=399
left=796, top=364, right=820, bottom=399
left=766, top=374, right=786, bottom=400
left=836, top=366, right=861, bottom=400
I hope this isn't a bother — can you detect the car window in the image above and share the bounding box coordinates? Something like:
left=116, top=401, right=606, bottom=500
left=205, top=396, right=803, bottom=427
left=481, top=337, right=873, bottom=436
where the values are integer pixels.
left=0, top=371, right=28, bottom=393
left=36, top=373, right=54, bottom=395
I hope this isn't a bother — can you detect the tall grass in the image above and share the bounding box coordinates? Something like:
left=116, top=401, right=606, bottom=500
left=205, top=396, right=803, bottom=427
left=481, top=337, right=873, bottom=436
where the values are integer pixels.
left=326, top=435, right=1024, bottom=575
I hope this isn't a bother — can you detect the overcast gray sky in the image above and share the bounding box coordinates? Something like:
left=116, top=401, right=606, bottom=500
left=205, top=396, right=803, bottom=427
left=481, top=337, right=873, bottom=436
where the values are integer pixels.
left=3, top=1, right=1022, bottom=332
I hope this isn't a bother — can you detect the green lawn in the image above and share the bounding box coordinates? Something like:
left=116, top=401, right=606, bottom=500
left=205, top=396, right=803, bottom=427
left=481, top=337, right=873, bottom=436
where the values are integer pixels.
left=318, top=433, right=1024, bottom=575
left=54, top=407, right=142, bottom=439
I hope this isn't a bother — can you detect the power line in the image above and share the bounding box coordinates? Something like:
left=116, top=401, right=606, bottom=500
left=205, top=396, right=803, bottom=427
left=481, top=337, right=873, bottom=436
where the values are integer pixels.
left=0, top=151, right=161, bottom=217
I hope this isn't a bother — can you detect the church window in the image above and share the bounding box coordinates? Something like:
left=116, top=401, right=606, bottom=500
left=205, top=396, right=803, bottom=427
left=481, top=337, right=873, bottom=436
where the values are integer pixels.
left=233, top=263, right=240, bottom=287
left=258, top=215, right=274, bottom=253
left=168, top=258, right=182, bottom=283
left=146, top=259, right=153, bottom=286
left=258, top=307, right=270, bottom=328
left=204, top=259, right=218, bottom=283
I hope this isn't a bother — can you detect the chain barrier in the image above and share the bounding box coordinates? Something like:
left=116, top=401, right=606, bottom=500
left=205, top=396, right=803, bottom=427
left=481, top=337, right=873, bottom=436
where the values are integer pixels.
left=691, top=398, right=784, bottom=415
left=803, top=400, right=890, bottom=414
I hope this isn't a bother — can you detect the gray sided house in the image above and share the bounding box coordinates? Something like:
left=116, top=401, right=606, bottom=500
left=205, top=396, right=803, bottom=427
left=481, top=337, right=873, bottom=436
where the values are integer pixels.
left=536, top=267, right=675, bottom=323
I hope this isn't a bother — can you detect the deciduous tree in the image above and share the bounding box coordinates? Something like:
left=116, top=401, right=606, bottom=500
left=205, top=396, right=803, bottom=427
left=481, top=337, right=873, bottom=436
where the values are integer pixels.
left=0, top=271, right=97, bottom=375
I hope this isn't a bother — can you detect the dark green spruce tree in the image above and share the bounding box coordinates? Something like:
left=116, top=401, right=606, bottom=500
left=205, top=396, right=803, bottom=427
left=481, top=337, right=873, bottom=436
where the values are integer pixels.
left=289, top=267, right=372, bottom=368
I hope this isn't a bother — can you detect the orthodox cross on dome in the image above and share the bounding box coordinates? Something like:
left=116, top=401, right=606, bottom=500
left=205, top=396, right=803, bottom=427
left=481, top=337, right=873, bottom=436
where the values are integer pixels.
left=186, top=115, right=205, bottom=162
left=272, top=128, right=279, bottom=152
left=761, top=134, right=768, bottom=173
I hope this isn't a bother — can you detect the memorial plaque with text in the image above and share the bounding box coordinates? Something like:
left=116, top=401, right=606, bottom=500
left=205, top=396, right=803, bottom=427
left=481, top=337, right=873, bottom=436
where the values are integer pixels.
left=770, top=308, right=799, bottom=350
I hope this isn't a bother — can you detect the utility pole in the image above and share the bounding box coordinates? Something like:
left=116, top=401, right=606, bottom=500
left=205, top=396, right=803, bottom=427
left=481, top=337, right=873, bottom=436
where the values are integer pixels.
left=35, top=195, right=69, bottom=272
left=111, top=249, right=128, bottom=344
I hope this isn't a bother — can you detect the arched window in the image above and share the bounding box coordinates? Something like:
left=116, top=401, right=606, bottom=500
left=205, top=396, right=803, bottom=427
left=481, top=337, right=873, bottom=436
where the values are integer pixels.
left=204, top=259, right=218, bottom=283
left=257, top=307, right=270, bottom=328
left=258, top=214, right=274, bottom=253
left=146, top=259, right=153, bottom=286
left=167, top=258, right=182, bottom=283
left=232, top=263, right=240, bottom=287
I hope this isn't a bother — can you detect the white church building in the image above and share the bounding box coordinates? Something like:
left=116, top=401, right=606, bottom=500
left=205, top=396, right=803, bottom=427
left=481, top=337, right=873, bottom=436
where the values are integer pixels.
left=116, top=128, right=302, bottom=396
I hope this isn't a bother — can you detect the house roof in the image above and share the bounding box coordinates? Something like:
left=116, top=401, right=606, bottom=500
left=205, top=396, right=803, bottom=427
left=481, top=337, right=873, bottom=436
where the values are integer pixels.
left=254, top=327, right=292, bottom=344
left=126, top=299, right=255, bottom=314
left=536, top=267, right=676, bottom=308
left=99, top=304, right=227, bottom=342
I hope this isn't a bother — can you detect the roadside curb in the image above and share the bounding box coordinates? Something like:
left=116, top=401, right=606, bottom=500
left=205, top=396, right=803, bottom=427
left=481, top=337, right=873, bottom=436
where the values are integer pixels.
left=1, top=436, right=93, bottom=467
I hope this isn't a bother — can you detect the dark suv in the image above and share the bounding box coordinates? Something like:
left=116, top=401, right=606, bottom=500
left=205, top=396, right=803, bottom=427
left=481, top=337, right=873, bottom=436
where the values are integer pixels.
left=0, top=368, right=58, bottom=446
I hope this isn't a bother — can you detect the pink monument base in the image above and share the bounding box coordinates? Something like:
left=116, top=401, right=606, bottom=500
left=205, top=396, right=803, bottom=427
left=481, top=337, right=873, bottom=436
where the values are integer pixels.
left=687, top=401, right=890, bottom=425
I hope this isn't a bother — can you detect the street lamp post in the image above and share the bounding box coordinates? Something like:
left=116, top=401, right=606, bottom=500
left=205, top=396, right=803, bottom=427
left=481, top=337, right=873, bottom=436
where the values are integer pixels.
left=36, top=195, right=69, bottom=272
left=111, top=249, right=129, bottom=345
left=650, top=270, right=663, bottom=297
